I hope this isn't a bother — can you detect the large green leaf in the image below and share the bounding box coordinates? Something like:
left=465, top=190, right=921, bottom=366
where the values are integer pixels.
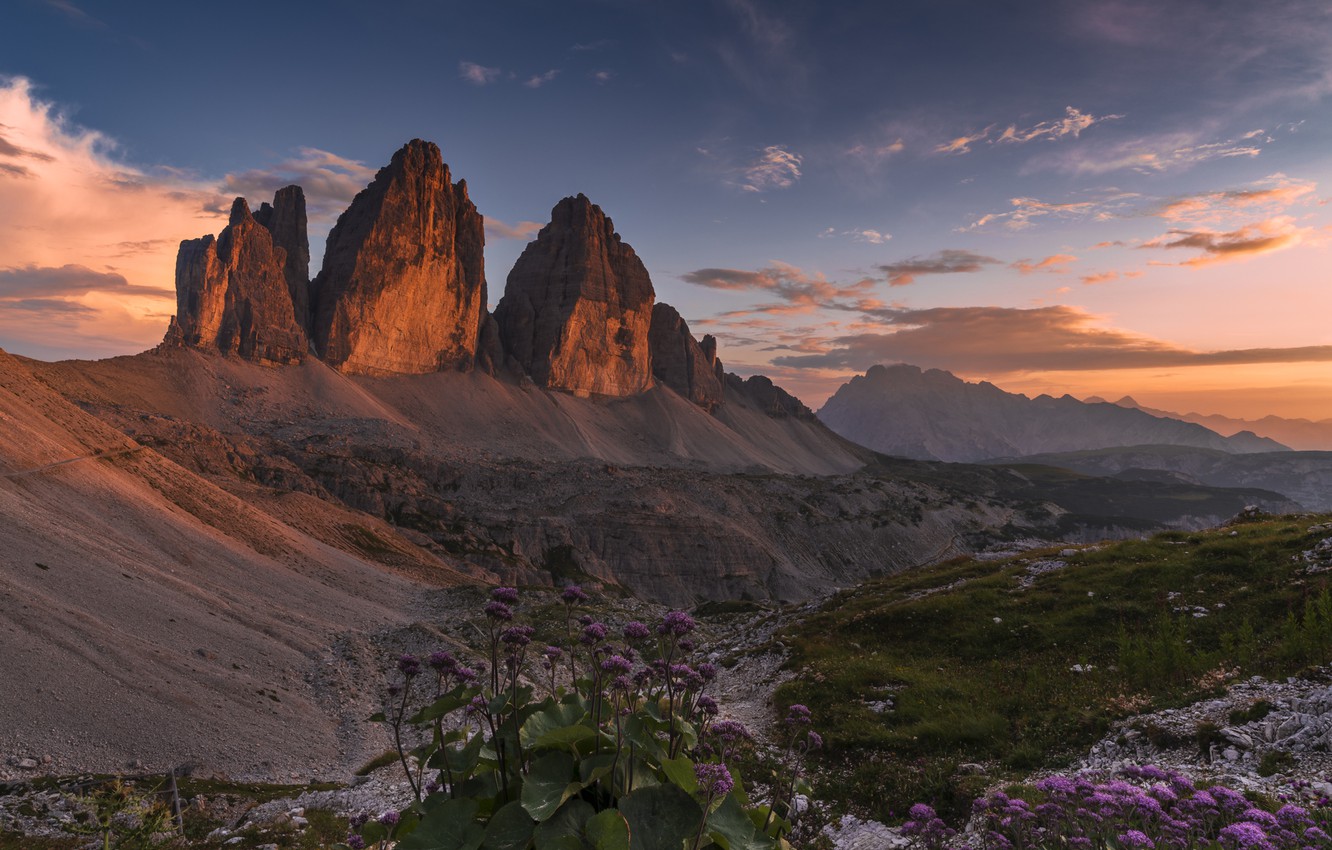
left=411, top=691, right=472, bottom=723
left=533, top=799, right=594, bottom=850
left=578, top=753, right=617, bottom=786
left=705, top=795, right=772, bottom=850
left=482, top=800, right=536, bottom=850
left=618, top=784, right=703, bottom=850
left=521, top=701, right=587, bottom=749
left=658, top=756, right=697, bottom=794
left=585, top=809, right=631, bottom=850
left=397, top=798, right=485, bottom=850
left=521, top=751, right=582, bottom=822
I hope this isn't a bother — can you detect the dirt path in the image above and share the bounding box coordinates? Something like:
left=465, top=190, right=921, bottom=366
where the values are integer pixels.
left=0, top=446, right=144, bottom=478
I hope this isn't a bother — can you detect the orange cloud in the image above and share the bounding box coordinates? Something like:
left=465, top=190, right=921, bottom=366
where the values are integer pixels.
left=1156, top=175, right=1317, bottom=224
left=1079, top=270, right=1143, bottom=285
left=935, top=125, right=993, bottom=155
left=1013, top=254, right=1078, bottom=274
left=1142, top=216, right=1317, bottom=267
left=681, top=261, right=875, bottom=314
left=876, top=250, right=1000, bottom=286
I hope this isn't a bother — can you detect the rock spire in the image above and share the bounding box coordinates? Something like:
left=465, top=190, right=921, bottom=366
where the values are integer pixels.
left=310, top=139, right=487, bottom=375
left=494, top=194, right=655, bottom=397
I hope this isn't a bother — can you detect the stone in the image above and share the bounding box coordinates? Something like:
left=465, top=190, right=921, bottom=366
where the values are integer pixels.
left=253, top=185, right=311, bottom=331
left=16, top=758, right=37, bottom=770
left=649, top=302, right=724, bottom=411
left=311, top=139, right=487, bottom=375
left=165, top=197, right=308, bottom=364
left=494, top=194, right=654, bottom=397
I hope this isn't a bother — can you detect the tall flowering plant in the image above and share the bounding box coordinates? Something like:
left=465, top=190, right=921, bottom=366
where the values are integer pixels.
left=339, top=587, right=815, bottom=850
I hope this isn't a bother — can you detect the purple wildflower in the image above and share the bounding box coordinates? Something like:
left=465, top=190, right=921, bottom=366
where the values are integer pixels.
left=1218, top=821, right=1275, bottom=849
left=378, top=810, right=400, bottom=827
left=346, top=836, right=366, bottom=850
left=484, top=600, right=513, bottom=621
left=561, top=585, right=588, bottom=604
left=697, top=694, right=719, bottom=716
left=786, top=703, right=813, bottom=726
left=1118, top=830, right=1154, bottom=848
left=397, top=654, right=421, bottom=677
left=501, top=625, right=535, bottom=646
left=694, top=762, right=734, bottom=799
left=659, top=610, right=697, bottom=636
left=490, top=586, right=519, bottom=605
left=697, top=662, right=718, bottom=681
left=806, top=730, right=824, bottom=750
left=623, top=621, right=652, bottom=641
left=581, top=622, right=608, bottom=645
left=601, top=654, right=633, bottom=677
left=427, top=651, right=456, bottom=673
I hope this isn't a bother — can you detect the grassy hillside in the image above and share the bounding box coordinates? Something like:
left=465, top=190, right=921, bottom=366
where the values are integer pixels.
left=776, top=512, right=1332, bottom=822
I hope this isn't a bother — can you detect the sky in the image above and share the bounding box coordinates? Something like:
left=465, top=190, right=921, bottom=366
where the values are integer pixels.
left=1, top=0, right=1330, bottom=420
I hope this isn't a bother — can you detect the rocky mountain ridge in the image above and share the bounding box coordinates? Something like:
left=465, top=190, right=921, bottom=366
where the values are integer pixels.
left=1088, top=395, right=1332, bottom=452
left=164, top=140, right=733, bottom=415
left=818, top=363, right=1289, bottom=462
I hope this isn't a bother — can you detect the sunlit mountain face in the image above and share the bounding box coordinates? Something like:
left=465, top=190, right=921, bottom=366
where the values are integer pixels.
left=2, top=0, right=1329, bottom=418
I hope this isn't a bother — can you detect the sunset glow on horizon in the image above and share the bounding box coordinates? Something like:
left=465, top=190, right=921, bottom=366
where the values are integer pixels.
left=1, top=1, right=1329, bottom=419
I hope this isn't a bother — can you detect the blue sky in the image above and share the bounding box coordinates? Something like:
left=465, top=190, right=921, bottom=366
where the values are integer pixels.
left=1, top=0, right=1330, bottom=417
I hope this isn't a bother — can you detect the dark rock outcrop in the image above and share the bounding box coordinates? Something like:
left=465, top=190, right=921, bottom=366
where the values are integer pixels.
left=649, top=303, right=723, bottom=411
left=310, top=140, right=487, bottom=375
left=164, top=197, right=308, bottom=364
left=253, top=185, right=311, bottom=331
left=494, top=194, right=654, bottom=397
left=726, top=373, right=817, bottom=419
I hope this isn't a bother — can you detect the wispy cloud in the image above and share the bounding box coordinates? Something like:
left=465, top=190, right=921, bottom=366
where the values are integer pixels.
left=571, top=39, right=616, bottom=52
left=734, top=145, right=802, bottom=193
left=1038, top=130, right=1266, bottom=175
left=524, top=69, right=561, bottom=89
left=591, top=70, right=614, bottom=84
left=681, top=261, right=877, bottom=314
left=876, top=249, right=1001, bottom=286
left=1012, top=254, right=1078, bottom=274
left=961, top=191, right=1139, bottom=231
left=484, top=217, right=544, bottom=241
left=459, top=61, right=502, bottom=85
left=771, top=305, right=1332, bottom=373
left=938, top=107, right=1117, bottom=155
left=1080, top=270, right=1143, bottom=285
left=819, top=227, right=892, bottom=245
left=220, top=147, right=376, bottom=224
left=995, top=107, right=1121, bottom=144
left=936, top=126, right=994, bottom=155
left=1142, top=217, right=1319, bottom=267
left=1155, top=175, right=1317, bottom=224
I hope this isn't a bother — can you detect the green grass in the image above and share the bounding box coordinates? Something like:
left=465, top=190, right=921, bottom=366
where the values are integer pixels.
left=776, top=513, right=1332, bottom=822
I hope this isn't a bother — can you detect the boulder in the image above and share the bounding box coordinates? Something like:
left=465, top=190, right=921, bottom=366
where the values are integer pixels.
left=649, top=302, right=723, bottom=411
left=494, top=194, right=654, bottom=397
left=165, top=197, right=308, bottom=364
left=310, top=139, right=487, bottom=375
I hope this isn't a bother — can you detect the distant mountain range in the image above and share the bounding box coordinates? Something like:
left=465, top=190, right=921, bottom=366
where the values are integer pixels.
left=1085, top=396, right=1332, bottom=452
left=817, top=364, right=1287, bottom=462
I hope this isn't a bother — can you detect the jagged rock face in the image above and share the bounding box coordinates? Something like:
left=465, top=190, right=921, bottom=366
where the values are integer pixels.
left=649, top=303, right=723, bottom=411
left=494, top=194, right=654, bottom=397
left=311, top=139, right=487, bottom=375
left=725, top=373, right=816, bottom=419
left=253, top=185, right=311, bottom=330
left=166, top=198, right=308, bottom=364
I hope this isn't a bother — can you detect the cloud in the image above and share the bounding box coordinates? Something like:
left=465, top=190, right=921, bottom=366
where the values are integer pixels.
left=485, top=217, right=544, bottom=241
left=680, top=261, right=877, bottom=314
left=995, top=107, right=1121, bottom=144
left=1039, top=130, right=1266, bottom=175
left=1155, top=175, right=1317, bottom=224
left=938, top=107, right=1118, bottom=155
left=0, top=264, right=170, bottom=299
left=876, top=249, right=1001, bottom=286
left=571, top=40, right=616, bottom=52
left=819, top=227, right=891, bottom=245
left=1142, top=216, right=1318, bottom=267
left=1079, top=270, right=1143, bottom=285
left=0, top=76, right=230, bottom=357
left=936, top=126, right=994, bottom=155
left=42, top=0, right=107, bottom=29
left=591, top=70, right=614, bottom=84
left=771, top=304, right=1332, bottom=373
left=524, top=69, right=561, bottom=88
left=735, top=145, right=802, bottom=192
left=845, top=140, right=904, bottom=164
left=1012, top=254, right=1078, bottom=274
left=459, top=61, right=502, bottom=85
left=219, top=147, right=376, bottom=224
left=961, top=192, right=1138, bottom=232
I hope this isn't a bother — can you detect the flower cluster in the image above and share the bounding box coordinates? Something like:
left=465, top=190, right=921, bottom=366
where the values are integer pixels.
left=963, top=766, right=1332, bottom=850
